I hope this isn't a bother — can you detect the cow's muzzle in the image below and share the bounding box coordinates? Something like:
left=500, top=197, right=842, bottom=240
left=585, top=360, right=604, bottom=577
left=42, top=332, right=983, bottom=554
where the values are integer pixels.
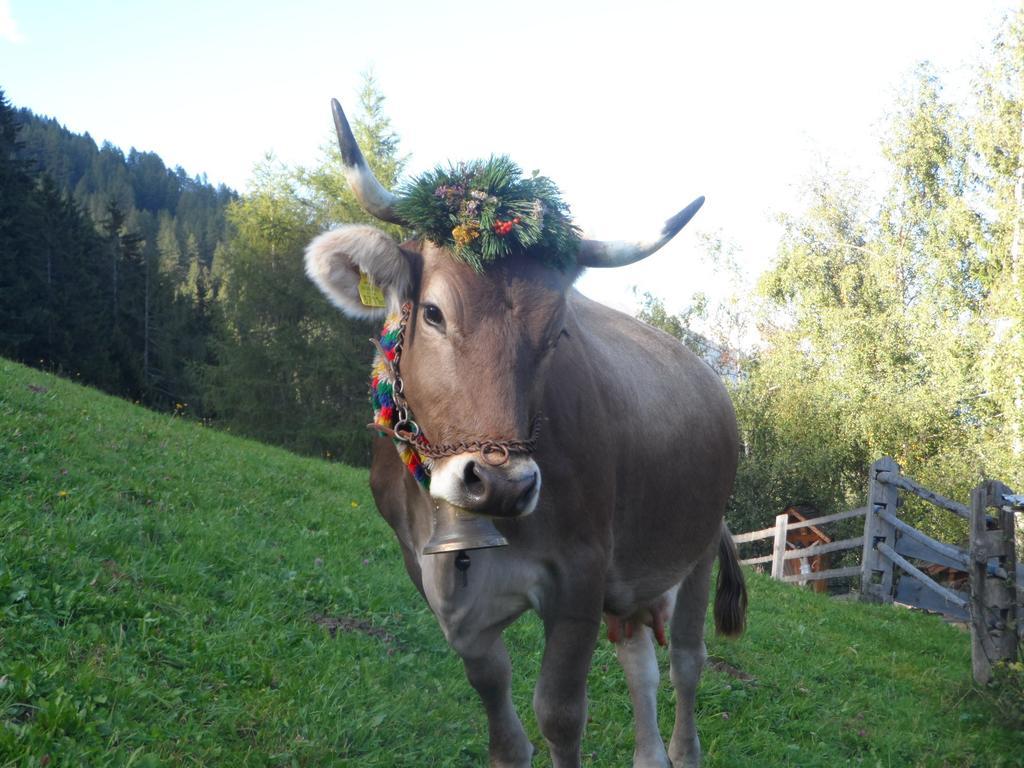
left=429, top=454, right=542, bottom=519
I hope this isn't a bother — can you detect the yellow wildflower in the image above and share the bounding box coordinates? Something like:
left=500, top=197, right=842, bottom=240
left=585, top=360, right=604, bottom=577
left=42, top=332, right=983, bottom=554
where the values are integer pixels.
left=452, top=222, right=480, bottom=247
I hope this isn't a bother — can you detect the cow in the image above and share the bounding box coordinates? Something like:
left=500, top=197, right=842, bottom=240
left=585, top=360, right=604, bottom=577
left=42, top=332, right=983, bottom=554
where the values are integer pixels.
left=304, top=98, right=747, bottom=768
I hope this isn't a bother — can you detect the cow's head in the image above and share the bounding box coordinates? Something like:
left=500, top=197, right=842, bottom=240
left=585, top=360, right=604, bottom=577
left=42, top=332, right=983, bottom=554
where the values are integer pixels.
left=306, top=99, right=702, bottom=519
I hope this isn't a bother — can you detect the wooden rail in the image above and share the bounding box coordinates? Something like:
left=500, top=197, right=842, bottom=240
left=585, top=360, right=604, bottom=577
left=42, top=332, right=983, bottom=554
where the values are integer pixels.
left=875, top=470, right=970, bottom=520
left=788, top=506, right=867, bottom=529
left=732, top=526, right=775, bottom=545
left=736, top=508, right=867, bottom=580
left=876, top=509, right=970, bottom=569
left=876, top=541, right=968, bottom=609
left=780, top=566, right=860, bottom=583
left=883, top=512, right=1017, bottom=581
left=731, top=456, right=1021, bottom=684
left=732, top=507, right=868, bottom=547
left=782, top=536, right=864, bottom=560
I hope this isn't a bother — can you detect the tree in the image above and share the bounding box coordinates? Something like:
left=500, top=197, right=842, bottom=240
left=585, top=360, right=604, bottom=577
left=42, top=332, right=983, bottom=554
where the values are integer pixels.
left=101, top=200, right=148, bottom=398
left=204, top=160, right=364, bottom=462
left=0, top=90, right=111, bottom=383
left=974, top=9, right=1024, bottom=489
left=156, top=212, right=183, bottom=280
left=726, top=67, right=994, bottom=541
left=0, top=88, right=42, bottom=354
left=295, top=70, right=408, bottom=237
left=3, top=92, right=236, bottom=413
left=635, top=232, right=752, bottom=381
left=635, top=291, right=709, bottom=357
left=203, top=74, right=410, bottom=466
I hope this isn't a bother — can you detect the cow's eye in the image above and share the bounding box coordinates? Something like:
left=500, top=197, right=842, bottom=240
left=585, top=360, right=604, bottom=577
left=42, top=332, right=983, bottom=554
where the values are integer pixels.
left=422, top=303, right=445, bottom=328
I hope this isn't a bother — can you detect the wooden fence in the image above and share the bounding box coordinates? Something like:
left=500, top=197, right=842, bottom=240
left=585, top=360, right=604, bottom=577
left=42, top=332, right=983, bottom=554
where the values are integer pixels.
left=733, top=457, right=1023, bottom=684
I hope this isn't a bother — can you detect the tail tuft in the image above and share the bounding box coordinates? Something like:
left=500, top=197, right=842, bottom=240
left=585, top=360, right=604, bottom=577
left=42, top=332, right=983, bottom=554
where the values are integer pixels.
left=714, top=522, right=748, bottom=637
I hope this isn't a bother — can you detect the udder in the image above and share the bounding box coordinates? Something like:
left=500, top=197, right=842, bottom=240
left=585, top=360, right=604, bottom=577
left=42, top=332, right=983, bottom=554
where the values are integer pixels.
left=603, top=590, right=674, bottom=646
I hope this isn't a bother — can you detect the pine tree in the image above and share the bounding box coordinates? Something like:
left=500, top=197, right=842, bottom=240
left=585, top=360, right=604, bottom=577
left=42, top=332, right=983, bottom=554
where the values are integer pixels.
left=0, top=88, right=39, bottom=353
left=2, top=91, right=235, bottom=411
left=295, top=71, right=408, bottom=239
left=101, top=200, right=147, bottom=398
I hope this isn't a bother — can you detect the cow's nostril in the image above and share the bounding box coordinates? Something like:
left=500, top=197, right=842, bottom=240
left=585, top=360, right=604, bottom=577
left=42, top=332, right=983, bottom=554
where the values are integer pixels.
left=463, top=460, right=486, bottom=498
left=515, top=471, right=538, bottom=513
left=456, top=460, right=538, bottom=515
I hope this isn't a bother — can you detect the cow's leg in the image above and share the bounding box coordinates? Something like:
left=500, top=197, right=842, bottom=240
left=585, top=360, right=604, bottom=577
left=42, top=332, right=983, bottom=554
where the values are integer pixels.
left=421, top=550, right=534, bottom=767
left=615, top=626, right=671, bottom=768
left=533, top=596, right=602, bottom=768
left=461, top=635, right=534, bottom=768
left=667, top=555, right=713, bottom=768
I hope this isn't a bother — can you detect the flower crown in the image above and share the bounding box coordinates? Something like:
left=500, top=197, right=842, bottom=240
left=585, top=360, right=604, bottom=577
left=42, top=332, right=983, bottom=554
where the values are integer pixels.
left=394, top=156, right=581, bottom=271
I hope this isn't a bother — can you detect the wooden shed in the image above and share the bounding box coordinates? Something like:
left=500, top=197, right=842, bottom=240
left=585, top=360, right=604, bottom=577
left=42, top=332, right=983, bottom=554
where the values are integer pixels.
left=781, top=505, right=832, bottom=593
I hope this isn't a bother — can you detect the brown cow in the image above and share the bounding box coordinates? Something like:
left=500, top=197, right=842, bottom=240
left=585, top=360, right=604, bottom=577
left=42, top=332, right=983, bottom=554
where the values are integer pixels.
left=305, top=99, right=746, bottom=768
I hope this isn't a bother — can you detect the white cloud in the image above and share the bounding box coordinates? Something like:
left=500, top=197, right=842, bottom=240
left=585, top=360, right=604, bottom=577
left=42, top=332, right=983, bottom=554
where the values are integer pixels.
left=0, top=0, right=24, bottom=44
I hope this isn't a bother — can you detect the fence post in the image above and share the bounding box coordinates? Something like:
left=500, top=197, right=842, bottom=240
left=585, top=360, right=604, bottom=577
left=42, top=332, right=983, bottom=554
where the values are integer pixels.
left=770, top=512, right=789, bottom=580
left=860, top=457, right=899, bottom=604
left=969, top=480, right=1018, bottom=685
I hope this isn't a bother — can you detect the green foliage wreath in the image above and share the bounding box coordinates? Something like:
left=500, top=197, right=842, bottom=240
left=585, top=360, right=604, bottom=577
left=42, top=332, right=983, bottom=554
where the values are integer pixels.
left=395, top=156, right=581, bottom=271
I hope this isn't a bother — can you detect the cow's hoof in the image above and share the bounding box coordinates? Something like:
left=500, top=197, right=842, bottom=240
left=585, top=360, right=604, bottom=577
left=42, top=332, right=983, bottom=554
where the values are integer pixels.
left=491, top=739, right=533, bottom=768
left=633, top=745, right=672, bottom=768
left=669, top=737, right=701, bottom=768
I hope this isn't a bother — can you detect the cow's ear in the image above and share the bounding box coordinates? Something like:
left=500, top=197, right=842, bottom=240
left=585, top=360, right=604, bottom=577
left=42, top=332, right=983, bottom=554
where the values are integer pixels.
left=304, top=225, right=412, bottom=320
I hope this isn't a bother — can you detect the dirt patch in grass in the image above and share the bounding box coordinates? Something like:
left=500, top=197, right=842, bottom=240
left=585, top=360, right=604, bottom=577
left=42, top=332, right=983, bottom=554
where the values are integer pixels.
left=311, top=614, right=401, bottom=649
left=707, top=655, right=756, bottom=682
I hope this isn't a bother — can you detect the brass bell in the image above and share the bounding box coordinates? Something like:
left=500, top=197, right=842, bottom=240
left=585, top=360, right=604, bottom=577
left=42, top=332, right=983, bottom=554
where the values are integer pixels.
left=422, top=501, right=509, bottom=554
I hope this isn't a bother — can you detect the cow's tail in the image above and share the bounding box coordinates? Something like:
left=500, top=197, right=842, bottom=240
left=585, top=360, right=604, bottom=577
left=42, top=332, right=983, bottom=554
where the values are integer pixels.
left=714, top=521, right=748, bottom=637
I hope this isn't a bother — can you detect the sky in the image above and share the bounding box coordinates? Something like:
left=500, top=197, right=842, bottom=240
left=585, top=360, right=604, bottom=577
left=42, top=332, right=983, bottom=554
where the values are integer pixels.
left=1, top=0, right=1018, bottom=318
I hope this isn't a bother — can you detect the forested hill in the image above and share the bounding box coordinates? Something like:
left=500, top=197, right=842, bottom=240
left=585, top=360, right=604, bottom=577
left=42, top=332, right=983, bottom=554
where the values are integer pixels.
left=14, top=106, right=235, bottom=268
left=0, top=89, right=234, bottom=416
left=1, top=80, right=402, bottom=468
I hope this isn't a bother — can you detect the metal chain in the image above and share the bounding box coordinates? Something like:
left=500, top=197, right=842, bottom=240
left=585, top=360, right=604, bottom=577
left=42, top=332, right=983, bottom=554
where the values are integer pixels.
left=371, top=302, right=541, bottom=467
left=413, top=415, right=542, bottom=466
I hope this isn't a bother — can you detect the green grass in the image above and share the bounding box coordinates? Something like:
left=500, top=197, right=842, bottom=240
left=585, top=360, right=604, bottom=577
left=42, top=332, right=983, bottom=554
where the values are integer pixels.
left=1, top=357, right=1020, bottom=767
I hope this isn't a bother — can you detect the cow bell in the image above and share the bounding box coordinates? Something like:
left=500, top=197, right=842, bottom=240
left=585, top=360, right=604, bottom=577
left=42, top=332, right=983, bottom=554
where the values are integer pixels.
left=423, top=501, right=509, bottom=554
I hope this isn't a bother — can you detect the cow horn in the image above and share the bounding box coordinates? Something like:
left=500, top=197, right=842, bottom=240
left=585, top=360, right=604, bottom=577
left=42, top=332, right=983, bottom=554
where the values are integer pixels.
left=577, top=196, right=705, bottom=268
left=331, top=98, right=405, bottom=225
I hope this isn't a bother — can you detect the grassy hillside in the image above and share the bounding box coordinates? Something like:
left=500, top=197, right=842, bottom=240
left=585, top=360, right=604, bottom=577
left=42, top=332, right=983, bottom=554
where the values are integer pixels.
left=1, top=358, right=1020, bottom=767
